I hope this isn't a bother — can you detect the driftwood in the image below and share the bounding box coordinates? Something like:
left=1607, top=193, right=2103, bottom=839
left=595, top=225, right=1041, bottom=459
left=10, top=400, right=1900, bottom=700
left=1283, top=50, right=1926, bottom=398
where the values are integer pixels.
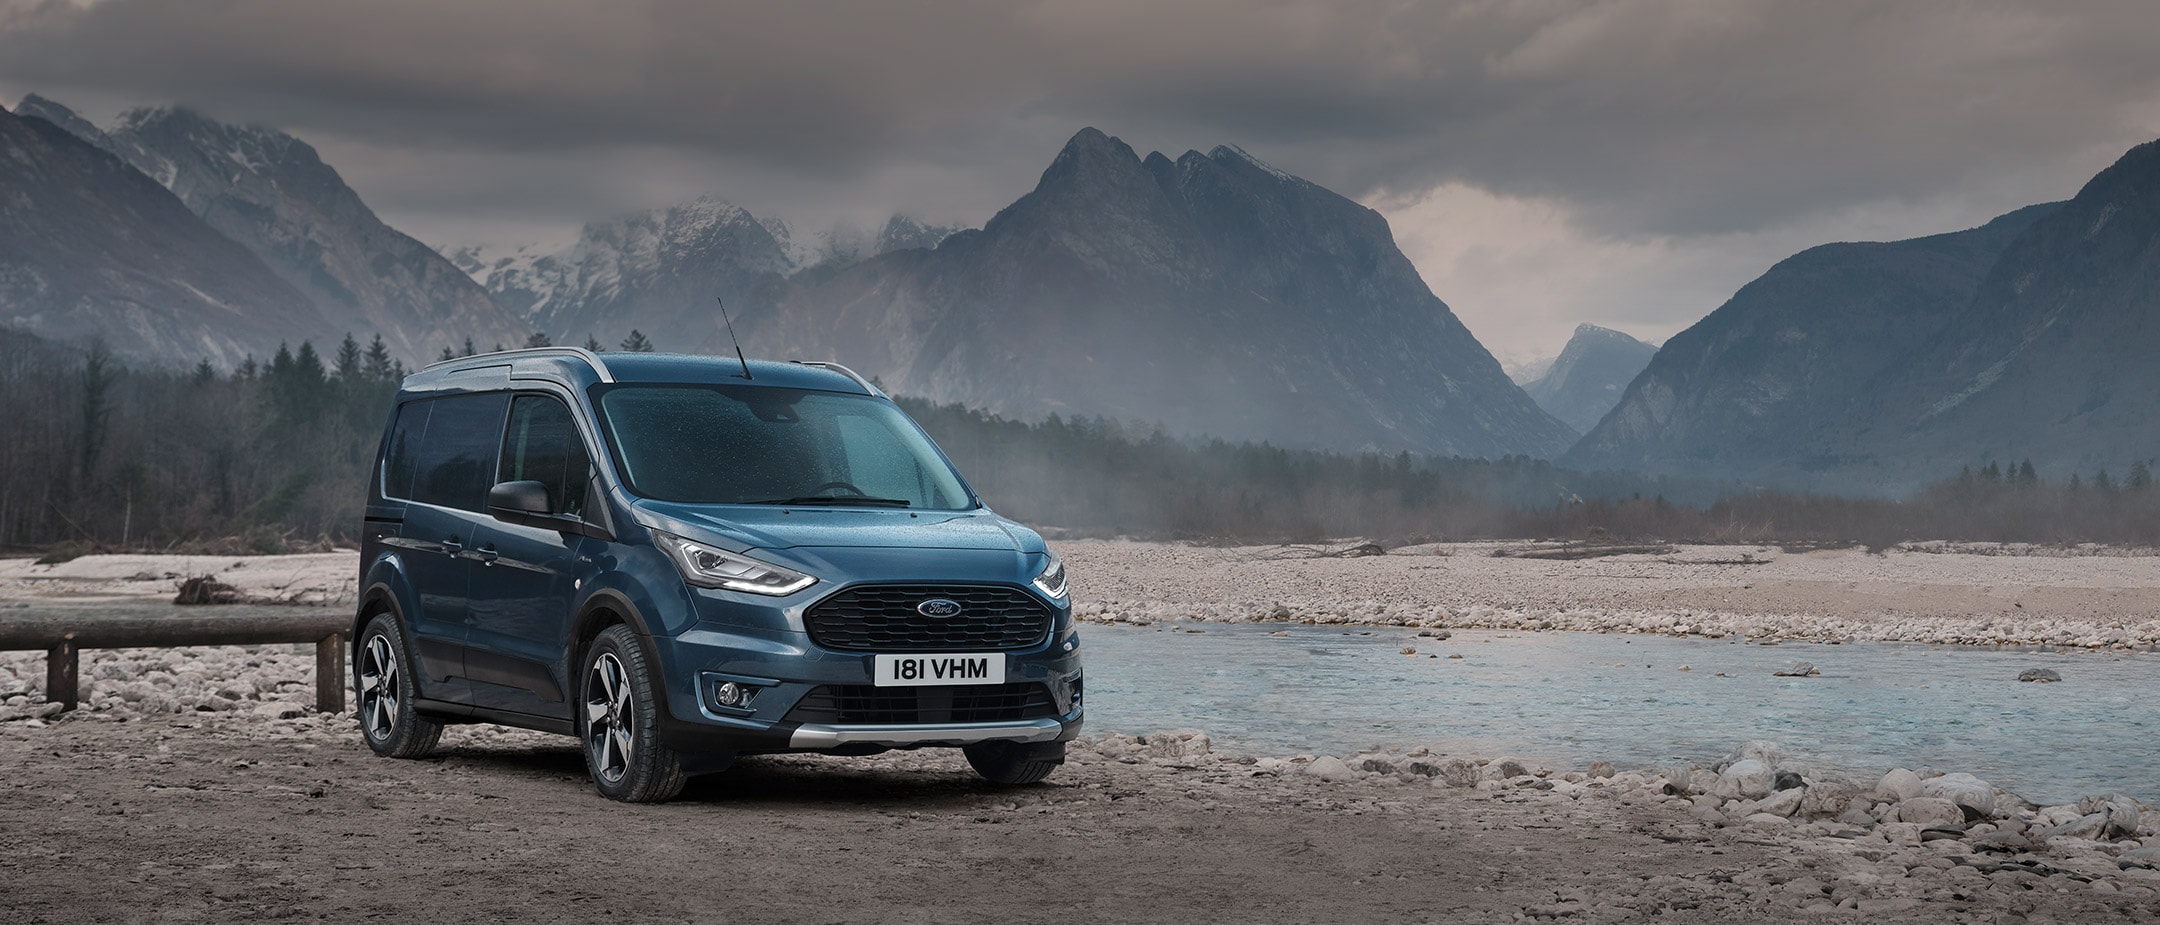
left=173, top=575, right=243, bottom=605
left=1490, top=543, right=1678, bottom=561
left=1246, top=542, right=1388, bottom=560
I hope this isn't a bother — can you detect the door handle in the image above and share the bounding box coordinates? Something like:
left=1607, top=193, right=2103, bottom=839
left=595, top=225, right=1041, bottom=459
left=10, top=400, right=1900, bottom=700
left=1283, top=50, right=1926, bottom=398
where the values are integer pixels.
left=474, top=544, right=499, bottom=565
left=441, top=537, right=463, bottom=554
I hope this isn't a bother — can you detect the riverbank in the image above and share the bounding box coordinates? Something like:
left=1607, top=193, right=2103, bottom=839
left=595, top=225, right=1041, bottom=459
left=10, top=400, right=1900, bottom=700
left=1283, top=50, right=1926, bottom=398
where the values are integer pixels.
left=2, top=711, right=2154, bottom=923
left=1063, top=540, right=2160, bottom=648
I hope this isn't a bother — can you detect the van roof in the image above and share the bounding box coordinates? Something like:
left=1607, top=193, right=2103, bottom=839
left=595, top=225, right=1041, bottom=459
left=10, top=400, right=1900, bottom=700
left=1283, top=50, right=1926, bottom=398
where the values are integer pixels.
left=404, top=347, right=883, bottom=396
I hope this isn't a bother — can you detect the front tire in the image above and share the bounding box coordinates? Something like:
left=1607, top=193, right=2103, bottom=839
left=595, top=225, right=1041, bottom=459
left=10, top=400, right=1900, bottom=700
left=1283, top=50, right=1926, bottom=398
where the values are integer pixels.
left=964, top=740, right=1065, bottom=785
left=579, top=625, right=687, bottom=803
left=355, top=613, right=442, bottom=758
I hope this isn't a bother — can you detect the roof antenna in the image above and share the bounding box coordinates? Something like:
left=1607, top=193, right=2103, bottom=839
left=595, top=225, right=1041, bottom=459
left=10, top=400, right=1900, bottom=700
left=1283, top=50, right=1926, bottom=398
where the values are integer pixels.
left=717, top=296, right=752, bottom=380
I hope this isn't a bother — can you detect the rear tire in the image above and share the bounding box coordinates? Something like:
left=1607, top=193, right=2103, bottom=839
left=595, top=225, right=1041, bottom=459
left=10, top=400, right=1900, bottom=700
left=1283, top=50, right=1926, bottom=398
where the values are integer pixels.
left=579, top=625, right=688, bottom=803
left=355, top=613, right=442, bottom=758
left=963, top=740, right=1065, bottom=785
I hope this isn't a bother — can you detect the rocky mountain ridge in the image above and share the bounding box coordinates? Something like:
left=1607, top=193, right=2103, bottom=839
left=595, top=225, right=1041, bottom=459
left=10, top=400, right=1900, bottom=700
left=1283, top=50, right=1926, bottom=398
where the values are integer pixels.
left=0, top=102, right=327, bottom=367
left=1523, top=324, right=1657, bottom=434
left=745, top=128, right=1576, bottom=458
left=20, top=95, right=531, bottom=364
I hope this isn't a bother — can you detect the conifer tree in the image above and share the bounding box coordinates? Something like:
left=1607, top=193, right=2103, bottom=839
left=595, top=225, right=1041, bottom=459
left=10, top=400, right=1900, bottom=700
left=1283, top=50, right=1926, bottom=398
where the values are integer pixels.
left=525, top=331, right=553, bottom=348
left=332, top=333, right=362, bottom=382
left=620, top=330, right=655, bottom=352
left=191, top=359, right=216, bottom=385
left=584, top=335, right=606, bottom=353
left=362, top=335, right=395, bottom=382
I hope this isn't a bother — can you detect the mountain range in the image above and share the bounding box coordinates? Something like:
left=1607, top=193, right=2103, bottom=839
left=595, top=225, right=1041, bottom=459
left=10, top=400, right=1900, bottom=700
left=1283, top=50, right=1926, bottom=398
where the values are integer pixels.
left=18, top=96, right=532, bottom=363
left=742, top=129, right=1578, bottom=458
left=13, top=87, right=2159, bottom=484
left=467, top=128, right=1575, bottom=458
left=0, top=102, right=326, bottom=366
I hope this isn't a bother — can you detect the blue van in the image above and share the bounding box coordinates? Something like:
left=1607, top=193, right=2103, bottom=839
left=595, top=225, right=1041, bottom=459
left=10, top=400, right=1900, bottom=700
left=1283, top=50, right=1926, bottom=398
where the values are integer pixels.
left=352, top=348, right=1081, bottom=802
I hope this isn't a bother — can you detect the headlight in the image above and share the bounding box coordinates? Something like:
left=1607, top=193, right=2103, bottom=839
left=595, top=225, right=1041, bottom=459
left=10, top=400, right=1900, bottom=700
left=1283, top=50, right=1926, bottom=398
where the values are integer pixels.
left=654, top=531, right=815, bottom=596
left=1031, top=549, right=1068, bottom=599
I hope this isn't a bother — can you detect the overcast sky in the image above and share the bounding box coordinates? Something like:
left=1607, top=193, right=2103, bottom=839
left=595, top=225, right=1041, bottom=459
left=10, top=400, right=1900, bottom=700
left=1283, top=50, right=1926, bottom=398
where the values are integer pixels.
left=6, top=0, right=2158, bottom=362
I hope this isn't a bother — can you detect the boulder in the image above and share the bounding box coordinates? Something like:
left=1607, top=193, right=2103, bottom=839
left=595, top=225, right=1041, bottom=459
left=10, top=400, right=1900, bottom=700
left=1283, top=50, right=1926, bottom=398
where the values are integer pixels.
left=1712, top=759, right=1775, bottom=801
left=1875, top=768, right=1924, bottom=801
left=1735, top=741, right=1787, bottom=766
left=1755, top=787, right=1806, bottom=818
left=1434, top=758, right=1482, bottom=788
left=1892, top=797, right=1965, bottom=827
left=1921, top=772, right=1998, bottom=818
left=1144, top=730, right=1212, bottom=759
left=2018, top=668, right=2062, bottom=683
left=1800, top=782, right=1860, bottom=818
left=1303, top=756, right=1357, bottom=781
left=2077, top=795, right=2141, bottom=839
left=1482, top=757, right=1532, bottom=780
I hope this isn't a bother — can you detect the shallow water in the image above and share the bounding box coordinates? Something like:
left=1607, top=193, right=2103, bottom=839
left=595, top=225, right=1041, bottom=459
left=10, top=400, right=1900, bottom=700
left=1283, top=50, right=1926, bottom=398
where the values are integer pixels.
left=1081, top=622, right=2156, bottom=805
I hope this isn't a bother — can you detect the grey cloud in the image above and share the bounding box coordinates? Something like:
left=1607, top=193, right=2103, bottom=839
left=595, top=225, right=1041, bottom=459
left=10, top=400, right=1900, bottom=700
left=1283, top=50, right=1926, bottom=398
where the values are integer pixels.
left=5, top=0, right=2159, bottom=239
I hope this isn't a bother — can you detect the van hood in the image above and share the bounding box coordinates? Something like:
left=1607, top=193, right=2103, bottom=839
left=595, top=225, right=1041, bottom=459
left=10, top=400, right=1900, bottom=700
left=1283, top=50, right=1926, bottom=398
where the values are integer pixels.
left=632, top=501, right=1044, bottom=554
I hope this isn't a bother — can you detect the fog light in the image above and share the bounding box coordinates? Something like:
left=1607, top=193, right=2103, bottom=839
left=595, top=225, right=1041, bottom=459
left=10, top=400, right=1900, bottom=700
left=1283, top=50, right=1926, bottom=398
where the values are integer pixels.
left=715, top=682, right=750, bottom=708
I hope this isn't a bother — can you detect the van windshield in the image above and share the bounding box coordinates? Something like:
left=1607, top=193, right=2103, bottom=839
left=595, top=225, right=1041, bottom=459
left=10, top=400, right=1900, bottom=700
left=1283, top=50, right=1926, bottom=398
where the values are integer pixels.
left=592, top=385, right=976, bottom=510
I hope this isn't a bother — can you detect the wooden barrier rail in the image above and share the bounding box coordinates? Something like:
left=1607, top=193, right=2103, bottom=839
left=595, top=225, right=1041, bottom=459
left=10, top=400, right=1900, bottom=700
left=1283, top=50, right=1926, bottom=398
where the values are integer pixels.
left=0, top=611, right=351, bottom=713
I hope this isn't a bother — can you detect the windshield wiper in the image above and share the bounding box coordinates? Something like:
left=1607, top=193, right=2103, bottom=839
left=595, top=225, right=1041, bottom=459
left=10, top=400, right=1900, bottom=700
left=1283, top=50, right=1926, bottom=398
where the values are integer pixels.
left=747, top=496, right=912, bottom=508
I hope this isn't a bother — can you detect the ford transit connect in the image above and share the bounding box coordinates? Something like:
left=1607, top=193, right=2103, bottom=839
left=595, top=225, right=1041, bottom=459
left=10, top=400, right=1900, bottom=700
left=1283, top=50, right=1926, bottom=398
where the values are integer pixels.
left=352, top=348, right=1081, bottom=802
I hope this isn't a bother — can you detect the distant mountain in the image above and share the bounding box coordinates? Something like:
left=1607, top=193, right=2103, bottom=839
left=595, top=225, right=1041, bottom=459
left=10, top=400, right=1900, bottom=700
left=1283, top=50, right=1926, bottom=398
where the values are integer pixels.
left=1563, top=202, right=2066, bottom=490
left=470, top=195, right=793, bottom=350
left=23, top=96, right=531, bottom=364
left=0, top=102, right=326, bottom=366
left=749, top=128, right=1575, bottom=458
left=1852, top=140, right=2160, bottom=483
left=1523, top=324, right=1657, bottom=433
left=874, top=215, right=963, bottom=255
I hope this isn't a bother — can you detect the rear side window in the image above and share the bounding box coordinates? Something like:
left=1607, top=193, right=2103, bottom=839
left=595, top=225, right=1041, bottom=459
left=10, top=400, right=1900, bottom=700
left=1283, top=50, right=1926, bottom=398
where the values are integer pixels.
left=397, top=393, right=511, bottom=511
left=380, top=401, right=430, bottom=501
left=497, top=394, right=591, bottom=518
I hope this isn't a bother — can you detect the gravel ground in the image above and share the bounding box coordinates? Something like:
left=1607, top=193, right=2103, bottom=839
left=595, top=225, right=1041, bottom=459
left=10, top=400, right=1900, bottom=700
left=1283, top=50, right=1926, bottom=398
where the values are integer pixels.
left=3, top=713, right=2157, bottom=924
left=1062, top=540, right=2160, bottom=648
left=5, top=543, right=2159, bottom=921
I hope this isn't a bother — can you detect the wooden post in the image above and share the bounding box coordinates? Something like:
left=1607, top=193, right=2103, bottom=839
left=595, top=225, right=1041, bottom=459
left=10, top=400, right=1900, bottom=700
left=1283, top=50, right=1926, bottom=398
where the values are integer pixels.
left=46, top=633, right=78, bottom=712
left=315, top=633, right=346, bottom=713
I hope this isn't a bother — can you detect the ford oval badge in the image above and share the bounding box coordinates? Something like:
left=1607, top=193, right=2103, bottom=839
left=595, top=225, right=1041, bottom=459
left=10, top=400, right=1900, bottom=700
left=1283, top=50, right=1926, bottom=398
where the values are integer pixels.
left=916, top=598, right=963, bottom=618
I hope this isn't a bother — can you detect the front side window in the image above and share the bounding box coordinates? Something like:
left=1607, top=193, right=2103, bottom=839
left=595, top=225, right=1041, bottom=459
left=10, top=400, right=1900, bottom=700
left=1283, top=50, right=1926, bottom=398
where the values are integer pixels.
left=497, top=394, right=591, bottom=518
left=592, top=385, right=973, bottom=509
left=405, top=393, right=511, bottom=511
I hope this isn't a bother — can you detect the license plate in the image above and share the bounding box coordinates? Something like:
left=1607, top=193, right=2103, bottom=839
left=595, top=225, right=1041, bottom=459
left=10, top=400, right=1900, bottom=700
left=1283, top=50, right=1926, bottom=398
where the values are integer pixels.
left=873, top=653, right=1006, bottom=687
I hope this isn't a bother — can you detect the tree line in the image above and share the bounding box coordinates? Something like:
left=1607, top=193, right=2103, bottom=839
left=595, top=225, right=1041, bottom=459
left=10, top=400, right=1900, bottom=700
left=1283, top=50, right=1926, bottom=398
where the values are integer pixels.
left=5, top=328, right=2159, bottom=555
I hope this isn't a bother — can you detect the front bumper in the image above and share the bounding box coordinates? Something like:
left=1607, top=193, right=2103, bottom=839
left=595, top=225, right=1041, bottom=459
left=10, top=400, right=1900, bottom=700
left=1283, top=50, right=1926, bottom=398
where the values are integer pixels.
left=787, top=716, right=1068, bottom=749
left=647, top=601, right=1084, bottom=756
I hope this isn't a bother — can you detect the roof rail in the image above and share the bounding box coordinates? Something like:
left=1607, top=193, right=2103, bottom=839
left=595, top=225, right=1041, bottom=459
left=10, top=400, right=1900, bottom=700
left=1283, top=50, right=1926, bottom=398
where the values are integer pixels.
left=791, top=360, right=882, bottom=396
left=422, top=346, right=613, bottom=383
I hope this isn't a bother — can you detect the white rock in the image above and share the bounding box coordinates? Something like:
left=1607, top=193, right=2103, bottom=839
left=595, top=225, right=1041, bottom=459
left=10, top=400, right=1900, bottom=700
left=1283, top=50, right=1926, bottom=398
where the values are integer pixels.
left=1303, top=756, right=1357, bottom=781
left=1144, top=729, right=1212, bottom=759
left=1875, top=768, right=1924, bottom=801
left=1434, top=758, right=1481, bottom=788
left=1892, top=797, right=1964, bottom=827
left=1735, top=740, right=1787, bottom=767
left=1712, top=759, right=1775, bottom=801
left=1756, top=787, right=1806, bottom=818
left=1921, top=772, right=1996, bottom=817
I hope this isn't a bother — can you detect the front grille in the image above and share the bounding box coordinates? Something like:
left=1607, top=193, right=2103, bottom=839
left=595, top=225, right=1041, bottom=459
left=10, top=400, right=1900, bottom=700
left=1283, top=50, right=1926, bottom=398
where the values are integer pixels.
left=784, top=683, right=1058, bottom=725
left=805, top=584, right=1051, bottom=652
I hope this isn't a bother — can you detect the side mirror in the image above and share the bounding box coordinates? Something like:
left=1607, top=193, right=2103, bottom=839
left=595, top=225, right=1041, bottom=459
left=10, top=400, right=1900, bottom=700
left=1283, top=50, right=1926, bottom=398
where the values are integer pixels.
left=487, top=480, right=551, bottom=516
left=487, top=480, right=616, bottom=541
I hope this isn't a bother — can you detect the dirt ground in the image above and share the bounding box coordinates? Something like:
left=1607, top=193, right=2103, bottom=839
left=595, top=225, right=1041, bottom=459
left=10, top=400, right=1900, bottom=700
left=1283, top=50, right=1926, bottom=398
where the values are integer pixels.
left=4, top=714, right=2154, bottom=924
